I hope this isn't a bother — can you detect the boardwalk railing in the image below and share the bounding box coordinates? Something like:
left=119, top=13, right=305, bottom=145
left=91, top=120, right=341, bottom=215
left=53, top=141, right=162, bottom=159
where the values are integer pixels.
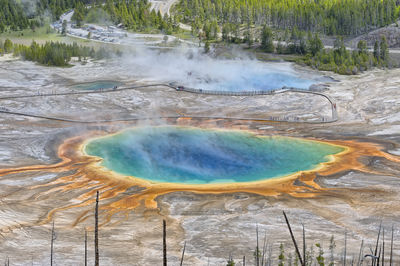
left=174, top=85, right=338, bottom=123
left=175, top=86, right=293, bottom=96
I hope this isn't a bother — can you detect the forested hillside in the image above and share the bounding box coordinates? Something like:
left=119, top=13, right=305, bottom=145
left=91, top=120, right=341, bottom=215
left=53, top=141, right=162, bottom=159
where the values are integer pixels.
left=0, top=0, right=29, bottom=31
left=1, top=0, right=400, bottom=36
left=175, top=0, right=400, bottom=35
left=94, top=0, right=177, bottom=33
left=0, top=0, right=397, bottom=74
left=37, top=0, right=92, bottom=20
left=0, top=0, right=177, bottom=34
left=0, top=0, right=94, bottom=32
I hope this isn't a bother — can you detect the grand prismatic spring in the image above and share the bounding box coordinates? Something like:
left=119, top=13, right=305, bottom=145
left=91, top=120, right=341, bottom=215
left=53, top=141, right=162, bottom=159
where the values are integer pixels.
left=84, top=126, right=345, bottom=184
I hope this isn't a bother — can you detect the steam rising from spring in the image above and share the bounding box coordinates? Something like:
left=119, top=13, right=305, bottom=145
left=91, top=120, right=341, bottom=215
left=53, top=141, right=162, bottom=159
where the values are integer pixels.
left=121, top=48, right=324, bottom=91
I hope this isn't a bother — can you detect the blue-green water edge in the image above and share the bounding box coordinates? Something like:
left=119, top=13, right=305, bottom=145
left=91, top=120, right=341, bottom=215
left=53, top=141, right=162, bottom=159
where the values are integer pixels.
left=85, top=127, right=344, bottom=184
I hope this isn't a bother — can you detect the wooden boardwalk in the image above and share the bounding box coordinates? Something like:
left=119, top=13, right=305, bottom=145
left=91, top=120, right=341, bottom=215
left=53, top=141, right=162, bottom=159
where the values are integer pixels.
left=0, top=83, right=338, bottom=124
left=175, top=85, right=338, bottom=123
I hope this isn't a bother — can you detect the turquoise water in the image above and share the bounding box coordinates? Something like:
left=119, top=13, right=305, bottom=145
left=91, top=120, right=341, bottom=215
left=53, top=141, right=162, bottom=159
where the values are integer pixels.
left=182, top=62, right=331, bottom=92
left=73, top=81, right=123, bottom=91
left=85, top=126, right=344, bottom=184
left=198, top=71, right=317, bottom=92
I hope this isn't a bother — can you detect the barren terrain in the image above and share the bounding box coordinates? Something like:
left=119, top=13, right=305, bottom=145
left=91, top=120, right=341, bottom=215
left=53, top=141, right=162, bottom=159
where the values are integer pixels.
left=0, top=55, right=399, bottom=265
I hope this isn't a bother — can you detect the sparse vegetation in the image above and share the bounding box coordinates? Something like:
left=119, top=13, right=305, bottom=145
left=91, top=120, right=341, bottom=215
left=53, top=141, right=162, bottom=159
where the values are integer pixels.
left=315, top=243, right=325, bottom=266
left=0, top=190, right=394, bottom=266
left=278, top=243, right=285, bottom=266
left=226, top=256, right=235, bottom=266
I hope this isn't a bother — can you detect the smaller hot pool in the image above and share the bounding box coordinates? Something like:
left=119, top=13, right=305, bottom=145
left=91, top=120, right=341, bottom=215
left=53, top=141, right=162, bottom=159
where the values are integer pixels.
left=73, top=81, right=124, bottom=91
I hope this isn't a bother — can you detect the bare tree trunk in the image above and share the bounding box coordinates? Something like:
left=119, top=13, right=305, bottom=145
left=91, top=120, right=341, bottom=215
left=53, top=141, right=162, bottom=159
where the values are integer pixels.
left=283, top=211, right=304, bottom=266
left=163, top=219, right=167, bottom=266
left=243, top=255, right=245, bottom=266
left=85, top=228, right=88, bottom=266
left=302, top=224, right=306, bottom=266
left=95, top=191, right=99, bottom=266
left=261, top=232, right=267, bottom=266
left=377, top=245, right=382, bottom=266
left=389, top=225, right=393, bottom=266
left=51, top=221, right=56, bottom=266
left=256, top=224, right=259, bottom=266
left=180, top=241, right=186, bottom=266
left=374, top=223, right=382, bottom=266
left=344, top=230, right=347, bottom=266
left=382, top=228, right=385, bottom=266
left=357, top=240, right=364, bottom=266
left=267, top=244, right=273, bottom=266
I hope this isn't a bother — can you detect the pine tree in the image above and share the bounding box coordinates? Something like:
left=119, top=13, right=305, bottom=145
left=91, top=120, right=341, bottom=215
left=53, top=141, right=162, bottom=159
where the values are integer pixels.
left=380, top=35, right=389, bottom=65
left=204, top=41, right=210, bottom=53
left=357, top=40, right=367, bottom=55
left=246, top=27, right=253, bottom=47
left=4, top=39, right=13, bottom=53
left=261, top=25, right=274, bottom=52
left=307, top=33, right=323, bottom=56
left=222, top=23, right=230, bottom=41
left=373, top=40, right=380, bottom=61
left=72, top=2, right=86, bottom=27
left=61, top=20, right=67, bottom=36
